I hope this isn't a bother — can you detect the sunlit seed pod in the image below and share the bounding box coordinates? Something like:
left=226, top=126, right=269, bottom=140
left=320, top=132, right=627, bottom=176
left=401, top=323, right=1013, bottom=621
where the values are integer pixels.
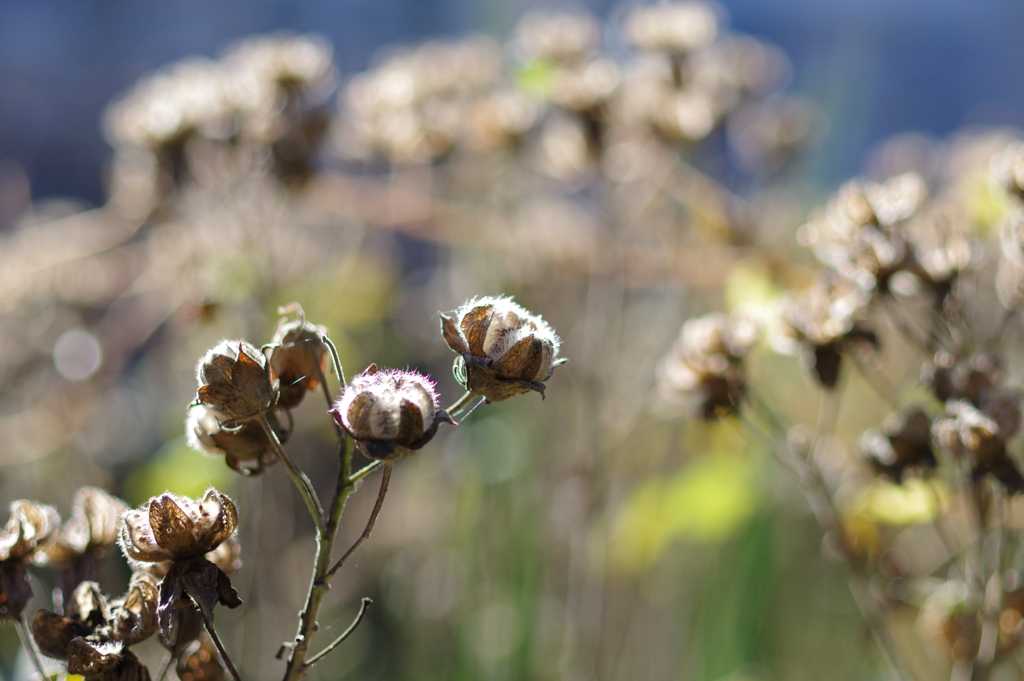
left=195, top=339, right=277, bottom=424
left=440, top=296, right=564, bottom=403
left=119, top=489, right=238, bottom=563
left=268, top=312, right=330, bottom=410
left=39, top=487, right=127, bottom=566
left=330, top=365, right=450, bottom=460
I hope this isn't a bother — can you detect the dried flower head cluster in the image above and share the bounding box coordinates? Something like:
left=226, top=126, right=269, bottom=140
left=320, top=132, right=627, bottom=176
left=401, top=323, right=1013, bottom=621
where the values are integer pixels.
left=119, top=489, right=242, bottom=640
left=659, top=312, right=761, bottom=419
left=440, top=296, right=564, bottom=403
left=37, top=486, right=127, bottom=598
left=32, top=574, right=159, bottom=680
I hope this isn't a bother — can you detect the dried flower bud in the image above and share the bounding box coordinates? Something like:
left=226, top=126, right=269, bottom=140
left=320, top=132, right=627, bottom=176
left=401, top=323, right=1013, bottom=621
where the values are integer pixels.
left=440, top=296, right=564, bottom=403
left=659, top=312, right=760, bottom=419
left=32, top=573, right=159, bottom=664
left=624, top=2, right=719, bottom=55
left=186, top=403, right=291, bottom=475
left=40, top=487, right=127, bottom=572
left=195, top=340, right=277, bottom=425
left=67, top=638, right=150, bottom=681
left=861, top=407, right=936, bottom=482
left=330, top=365, right=451, bottom=460
left=780, top=273, right=878, bottom=388
left=119, top=489, right=237, bottom=564
left=933, top=393, right=1024, bottom=493
left=516, top=10, right=600, bottom=62
left=0, top=500, right=59, bottom=620
left=268, top=311, right=330, bottom=410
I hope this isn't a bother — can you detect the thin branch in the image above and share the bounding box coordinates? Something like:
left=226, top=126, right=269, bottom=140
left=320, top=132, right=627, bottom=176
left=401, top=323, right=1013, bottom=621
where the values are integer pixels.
left=322, top=335, right=347, bottom=391
left=446, top=390, right=483, bottom=421
left=305, top=598, right=374, bottom=667
left=258, top=414, right=327, bottom=537
left=202, top=616, right=242, bottom=681
left=16, top=615, right=48, bottom=680
left=350, top=460, right=383, bottom=484
left=328, top=461, right=393, bottom=579
left=155, top=652, right=174, bottom=681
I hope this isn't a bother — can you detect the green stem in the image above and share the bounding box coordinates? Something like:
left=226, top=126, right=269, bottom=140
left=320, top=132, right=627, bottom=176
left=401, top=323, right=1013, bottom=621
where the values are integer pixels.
left=305, top=598, right=373, bottom=666
left=282, top=404, right=355, bottom=680
left=447, top=390, right=484, bottom=422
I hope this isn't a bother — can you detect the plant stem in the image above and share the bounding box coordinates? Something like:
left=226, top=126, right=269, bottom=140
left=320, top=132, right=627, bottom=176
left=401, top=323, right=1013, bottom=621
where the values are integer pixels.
left=16, top=615, right=48, bottom=680
left=327, top=462, right=393, bottom=579
left=283, top=407, right=355, bottom=680
left=305, top=598, right=373, bottom=666
left=258, top=414, right=327, bottom=537
left=202, top=614, right=242, bottom=681
left=447, top=390, right=484, bottom=422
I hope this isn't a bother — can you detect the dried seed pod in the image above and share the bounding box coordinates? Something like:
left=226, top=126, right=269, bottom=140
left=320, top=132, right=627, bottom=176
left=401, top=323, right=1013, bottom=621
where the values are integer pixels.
left=779, top=272, right=878, bottom=389
left=268, top=312, right=330, bottom=410
left=440, top=296, right=564, bottom=403
left=932, top=393, right=1024, bottom=493
left=119, top=490, right=237, bottom=563
left=67, top=638, right=151, bottom=681
left=623, top=2, right=719, bottom=55
left=659, top=312, right=760, bottom=420
left=185, top=403, right=291, bottom=475
left=0, top=500, right=59, bottom=620
left=330, top=365, right=452, bottom=460
left=861, top=406, right=936, bottom=482
left=31, top=574, right=159, bottom=664
left=195, top=340, right=277, bottom=425
left=39, top=487, right=128, bottom=598
left=516, top=9, right=600, bottom=62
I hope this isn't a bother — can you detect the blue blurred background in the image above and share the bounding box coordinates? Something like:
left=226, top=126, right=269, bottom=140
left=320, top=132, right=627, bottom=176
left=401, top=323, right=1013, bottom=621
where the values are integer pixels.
left=3, top=0, right=1024, bottom=206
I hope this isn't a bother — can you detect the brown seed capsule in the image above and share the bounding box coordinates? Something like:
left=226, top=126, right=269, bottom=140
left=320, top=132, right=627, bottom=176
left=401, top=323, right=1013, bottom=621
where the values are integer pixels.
left=861, top=407, right=937, bottom=483
left=0, top=499, right=59, bottom=620
left=67, top=638, right=151, bottom=681
left=440, top=296, right=564, bottom=403
left=268, top=312, right=330, bottom=410
left=32, top=573, right=159, bottom=661
left=185, top=403, right=292, bottom=475
left=659, top=312, right=760, bottom=420
left=330, top=365, right=452, bottom=460
left=195, top=340, right=277, bottom=425
left=119, top=489, right=237, bottom=563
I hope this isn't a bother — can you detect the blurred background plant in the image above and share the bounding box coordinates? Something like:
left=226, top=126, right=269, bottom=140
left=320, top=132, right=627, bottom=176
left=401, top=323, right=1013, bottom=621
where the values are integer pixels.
left=4, top=2, right=1024, bottom=680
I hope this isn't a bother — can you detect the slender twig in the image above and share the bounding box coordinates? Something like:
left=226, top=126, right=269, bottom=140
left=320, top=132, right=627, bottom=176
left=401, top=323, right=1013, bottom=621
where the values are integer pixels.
left=202, top=616, right=242, bottom=681
left=16, top=615, right=48, bottom=680
left=258, top=414, right=327, bottom=537
left=322, top=335, right=347, bottom=390
left=447, top=390, right=483, bottom=421
left=283, top=388, right=355, bottom=681
left=350, top=460, right=383, bottom=484
left=155, top=651, right=174, bottom=681
left=328, top=461, right=393, bottom=579
left=305, top=598, right=374, bottom=666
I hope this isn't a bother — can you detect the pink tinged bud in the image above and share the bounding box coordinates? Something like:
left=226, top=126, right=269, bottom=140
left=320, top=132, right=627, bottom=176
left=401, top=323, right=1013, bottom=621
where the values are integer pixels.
left=330, top=365, right=452, bottom=460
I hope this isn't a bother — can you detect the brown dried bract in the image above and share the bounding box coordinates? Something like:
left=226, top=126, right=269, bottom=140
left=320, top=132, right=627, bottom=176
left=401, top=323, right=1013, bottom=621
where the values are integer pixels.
left=196, top=340, right=277, bottom=424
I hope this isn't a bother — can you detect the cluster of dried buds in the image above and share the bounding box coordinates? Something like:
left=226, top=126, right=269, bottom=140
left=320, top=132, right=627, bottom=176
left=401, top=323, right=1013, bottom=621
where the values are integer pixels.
left=104, top=33, right=335, bottom=217
left=186, top=309, right=329, bottom=475
left=333, top=2, right=813, bottom=183
left=0, top=486, right=240, bottom=681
